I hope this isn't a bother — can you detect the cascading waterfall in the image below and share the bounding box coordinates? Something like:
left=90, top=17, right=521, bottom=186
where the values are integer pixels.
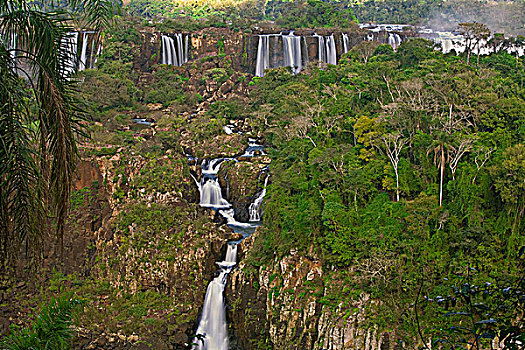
left=342, top=33, right=349, bottom=54
left=282, top=33, right=302, bottom=74
left=314, top=34, right=336, bottom=64
left=388, top=33, right=402, bottom=50
left=196, top=159, right=233, bottom=209
left=255, top=35, right=270, bottom=77
left=161, top=34, right=189, bottom=66
left=192, top=140, right=269, bottom=349
left=242, top=139, right=266, bottom=157
left=303, top=36, right=309, bottom=63
left=249, top=175, right=269, bottom=222
left=255, top=32, right=341, bottom=76
left=161, top=35, right=174, bottom=65
left=199, top=179, right=231, bottom=208
left=325, top=35, right=337, bottom=65
left=194, top=244, right=237, bottom=350
left=89, top=34, right=96, bottom=69
left=7, top=33, right=17, bottom=59
left=61, top=32, right=79, bottom=77
left=315, top=34, right=326, bottom=63
left=60, top=31, right=100, bottom=75
left=78, top=32, right=89, bottom=71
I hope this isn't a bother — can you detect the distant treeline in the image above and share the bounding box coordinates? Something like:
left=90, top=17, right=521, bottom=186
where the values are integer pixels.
left=125, top=0, right=524, bottom=35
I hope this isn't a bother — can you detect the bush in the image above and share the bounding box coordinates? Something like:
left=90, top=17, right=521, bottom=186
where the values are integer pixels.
left=0, top=293, right=81, bottom=350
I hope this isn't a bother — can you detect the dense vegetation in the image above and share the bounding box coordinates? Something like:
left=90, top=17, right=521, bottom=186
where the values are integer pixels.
left=0, top=294, right=80, bottom=350
left=238, top=40, right=525, bottom=346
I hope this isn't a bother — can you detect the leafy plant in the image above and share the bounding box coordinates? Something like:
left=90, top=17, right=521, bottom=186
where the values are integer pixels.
left=0, top=293, right=81, bottom=350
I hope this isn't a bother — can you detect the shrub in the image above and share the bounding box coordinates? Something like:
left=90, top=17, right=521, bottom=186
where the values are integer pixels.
left=0, top=293, right=81, bottom=350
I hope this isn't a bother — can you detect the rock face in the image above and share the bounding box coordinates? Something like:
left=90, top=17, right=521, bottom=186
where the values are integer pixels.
left=227, top=232, right=402, bottom=350
left=218, top=159, right=269, bottom=222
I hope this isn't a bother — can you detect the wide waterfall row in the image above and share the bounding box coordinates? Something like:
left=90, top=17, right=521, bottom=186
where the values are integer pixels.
left=255, top=33, right=338, bottom=77
left=161, top=34, right=189, bottom=66
left=4, top=31, right=100, bottom=77
left=255, top=31, right=404, bottom=77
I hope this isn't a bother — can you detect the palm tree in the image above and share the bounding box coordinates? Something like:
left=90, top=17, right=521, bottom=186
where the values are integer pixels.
left=0, top=0, right=117, bottom=271
left=427, top=132, right=452, bottom=207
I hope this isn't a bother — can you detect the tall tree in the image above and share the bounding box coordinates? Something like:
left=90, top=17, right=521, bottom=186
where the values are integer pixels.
left=376, top=132, right=406, bottom=202
left=0, top=0, right=117, bottom=270
left=457, top=22, right=491, bottom=65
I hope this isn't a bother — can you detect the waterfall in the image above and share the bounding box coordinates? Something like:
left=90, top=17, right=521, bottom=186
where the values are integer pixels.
left=193, top=244, right=238, bottom=350
left=199, top=179, right=230, bottom=208
left=78, top=32, right=90, bottom=71
left=185, top=34, right=190, bottom=64
left=6, top=33, right=17, bottom=59
left=94, top=43, right=102, bottom=67
left=197, top=159, right=232, bottom=209
left=61, top=32, right=78, bottom=77
left=161, top=34, right=189, bottom=66
left=241, top=139, right=266, bottom=157
left=326, top=35, right=337, bottom=65
left=282, top=33, right=302, bottom=74
left=249, top=175, right=270, bottom=222
left=255, top=35, right=270, bottom=77
left=303, top=36, right=309, bottom=65
left=192, top=139, right=270, bottom=349
left=315, top=34, right=326, bottom=63
left=342, top=33, right=349, bottom=54
left=388, top=33, right=402, bottom=50
left=313, top=34, right=336, bottom=65
left=161, top=35, right=174, bottom=65
left=201, top=158, right=227, bottom=176
left=89, top=34, right=96, bottom=69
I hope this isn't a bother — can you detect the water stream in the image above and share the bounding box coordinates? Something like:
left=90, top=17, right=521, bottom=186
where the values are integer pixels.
left=191, top=139, right=269, bottom=349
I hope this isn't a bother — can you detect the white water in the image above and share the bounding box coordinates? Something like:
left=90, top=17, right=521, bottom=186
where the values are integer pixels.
left=315, top=34, right=325, bottom=63
left=249, top=175, right=270, bottom=222
left=89, top=34, right=96, bottom=69
left=195, top=159, right=235, bottom=209
left=342, top=33, right=349, bottom=54
left=199, top=179, right=231, bottom=208
left=194, top=244, right=238, bottom=350
left=241, top=139, right=266, bottom=157
left=161, top=34, right=189, bottom=66
left=388, top=33, right=402, bottom=50
left=78, top=32, right=89, bottom=71
left=255, top=35, right=270, bottom=77
left=62, top=32, right=78, bottom=77
left=283, top=33, right=302, bottom=74
left=7, top=33, right=17, bottom=59
left=192, top=140, right=269, bottom=349
left=325, top=35, right=337, bottom=65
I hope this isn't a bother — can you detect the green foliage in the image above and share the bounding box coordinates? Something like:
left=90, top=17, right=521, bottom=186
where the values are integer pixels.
left=274, top=0, right=356, bottom=29
left=0, top=293, right=81, bottom=350
left=144, top=66, right=186, bottom=106
left=246, top=40, right=525, bottom=343
left=419, top=261, right=525, bottom=349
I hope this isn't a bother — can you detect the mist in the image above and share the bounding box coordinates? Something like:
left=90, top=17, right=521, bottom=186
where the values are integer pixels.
left=424, top=0, right=525, bottom=35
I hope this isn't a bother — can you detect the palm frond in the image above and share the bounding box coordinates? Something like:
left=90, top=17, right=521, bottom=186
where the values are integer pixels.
left=0, top=43, right=44, bottom=269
